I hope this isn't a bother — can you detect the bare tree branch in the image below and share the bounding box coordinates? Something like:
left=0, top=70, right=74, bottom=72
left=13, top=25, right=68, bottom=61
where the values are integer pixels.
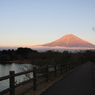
left=92, top=27, right=95, bottom=31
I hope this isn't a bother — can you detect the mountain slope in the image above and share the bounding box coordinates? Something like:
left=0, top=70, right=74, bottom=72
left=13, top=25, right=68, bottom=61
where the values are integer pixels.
left=42, top=34, right=95, bottom=47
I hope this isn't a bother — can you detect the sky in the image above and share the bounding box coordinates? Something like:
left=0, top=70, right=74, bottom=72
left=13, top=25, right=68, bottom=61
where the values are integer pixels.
left=0, top=0, right=95, bottom=48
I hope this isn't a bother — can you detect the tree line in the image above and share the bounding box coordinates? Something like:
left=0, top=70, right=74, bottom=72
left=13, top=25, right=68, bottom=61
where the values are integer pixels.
left=0, top=47, right=95, bottom=64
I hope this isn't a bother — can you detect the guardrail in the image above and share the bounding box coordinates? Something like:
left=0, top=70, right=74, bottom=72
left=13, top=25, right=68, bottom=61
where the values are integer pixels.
left=0, top=61, right=85, bottom=95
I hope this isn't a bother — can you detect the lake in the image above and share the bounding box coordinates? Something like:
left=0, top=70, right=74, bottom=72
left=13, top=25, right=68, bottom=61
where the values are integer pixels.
left=0, top=63, right=33, bottom=92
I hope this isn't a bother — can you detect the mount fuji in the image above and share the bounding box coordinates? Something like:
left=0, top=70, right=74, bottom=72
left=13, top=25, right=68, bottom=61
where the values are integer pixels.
left=41, top=34, right=95, bottom=48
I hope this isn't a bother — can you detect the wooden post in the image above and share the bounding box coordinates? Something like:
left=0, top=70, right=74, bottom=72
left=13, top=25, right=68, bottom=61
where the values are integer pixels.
left=68, top=63, right=70, bottom=71
left=74, top=62, right=75, bottom=68
left=71, top=62, right=73, bottom=69
left=75, top=62, right=76, bottom=67
left=76, top=62, right=78, bottom=66
left=65, top=63, right=67, bottom=72
left=61, top=64, right=63, bottom=74
left=10, top=71, right=15, bottom=95
left=73, top=62, right=75, bottom=68
left=54, top=64, right=57, bottom=77
left=70, top=63, right=71, bottom=70
left=46, top=65, right=49, bottom=82
left=33, top=67, right=37, bottom=90
left=69, top=63, right=70, bottom=70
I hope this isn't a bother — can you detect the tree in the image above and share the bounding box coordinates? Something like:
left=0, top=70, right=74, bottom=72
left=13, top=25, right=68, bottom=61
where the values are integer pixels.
left=16, top=47, right=38, bottom=59
left=92, top=27, right=95, bottom=31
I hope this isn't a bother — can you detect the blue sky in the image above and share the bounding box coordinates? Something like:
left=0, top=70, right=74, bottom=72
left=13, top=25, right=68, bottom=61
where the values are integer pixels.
left=0, top=0, right=95, bottom=47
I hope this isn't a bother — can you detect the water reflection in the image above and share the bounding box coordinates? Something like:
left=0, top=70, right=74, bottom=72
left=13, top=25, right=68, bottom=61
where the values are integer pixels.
left=0, top=63, right=33, bottom=91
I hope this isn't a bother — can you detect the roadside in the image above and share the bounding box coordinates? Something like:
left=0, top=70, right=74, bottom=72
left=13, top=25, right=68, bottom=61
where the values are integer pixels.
left=17, top=62, right=87, bottom=95
left=32, top=62, right=95, bottom=95
left=4, top=62, right=92, bottom=95
left=40, top=62, right=95, bottom=95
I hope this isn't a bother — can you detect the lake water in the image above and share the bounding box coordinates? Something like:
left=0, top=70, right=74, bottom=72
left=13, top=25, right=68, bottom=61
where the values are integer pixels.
left=0, top=63, right=33, bottom=92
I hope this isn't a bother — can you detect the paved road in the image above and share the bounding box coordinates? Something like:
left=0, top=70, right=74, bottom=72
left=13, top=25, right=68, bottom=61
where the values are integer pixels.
left=41, top=62, right=95, bottom=95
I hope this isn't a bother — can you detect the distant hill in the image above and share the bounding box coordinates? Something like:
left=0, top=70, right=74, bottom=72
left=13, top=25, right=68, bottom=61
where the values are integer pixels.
left=42, top=34, right=95, bottom=48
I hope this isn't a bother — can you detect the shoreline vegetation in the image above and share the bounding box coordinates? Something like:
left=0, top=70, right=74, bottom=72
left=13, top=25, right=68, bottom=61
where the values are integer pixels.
left=0, top=47, right=95, bottom=65
left=0, top=60, right=32, bottom=64
left=7, top=60, right=32, bottom=64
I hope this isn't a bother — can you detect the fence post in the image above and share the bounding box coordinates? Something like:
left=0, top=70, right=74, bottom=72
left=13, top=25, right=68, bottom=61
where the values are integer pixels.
left=60, top=64, right=63, bottom=74
left=65, top=63, right=68, bottom=72
left=54, top=64, right=57, bottom=77
left=33, top=67, right=37, bottom=90
left=73, top=62, right=74, bottom=68
left=73, top=62, right=75, bottom=68
left=68, top=63, right=70, bottom=71
left=71, top=63, right=72, bottom=69
left=69, top=63, right=71, bottom=70
left=10, top=71, right=15, bottom=95
left=46, top=65, right=49, bottom=82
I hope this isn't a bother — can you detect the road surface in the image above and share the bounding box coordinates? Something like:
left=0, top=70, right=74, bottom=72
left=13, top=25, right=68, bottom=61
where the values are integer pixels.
left=41, top=62, right=95, bottom=95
